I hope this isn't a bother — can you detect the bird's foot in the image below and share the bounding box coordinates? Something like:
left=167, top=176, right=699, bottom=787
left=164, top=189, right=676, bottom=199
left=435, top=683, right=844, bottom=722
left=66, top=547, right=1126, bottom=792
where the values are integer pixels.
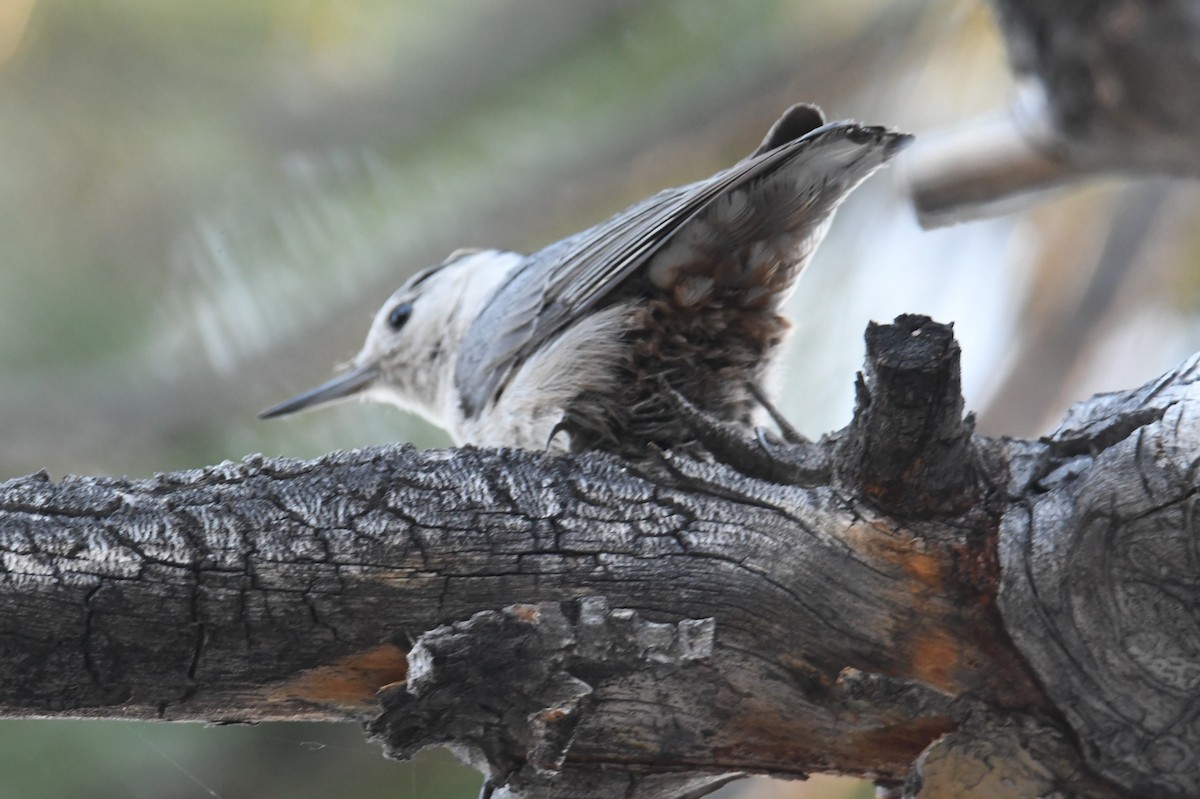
left=657, top=379, right=828, bottom=486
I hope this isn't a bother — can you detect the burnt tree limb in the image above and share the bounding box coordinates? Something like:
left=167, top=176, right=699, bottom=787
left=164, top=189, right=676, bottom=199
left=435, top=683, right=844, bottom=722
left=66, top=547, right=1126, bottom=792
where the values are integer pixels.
left=0, top=316, right=1194, bottom=798
left=835, top=315, right=979, bottom=514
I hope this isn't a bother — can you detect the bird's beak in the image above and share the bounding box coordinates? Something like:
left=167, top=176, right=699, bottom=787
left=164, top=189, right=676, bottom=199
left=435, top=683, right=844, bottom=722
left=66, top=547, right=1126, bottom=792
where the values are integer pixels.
left=259, top=362, right=380, bottom=420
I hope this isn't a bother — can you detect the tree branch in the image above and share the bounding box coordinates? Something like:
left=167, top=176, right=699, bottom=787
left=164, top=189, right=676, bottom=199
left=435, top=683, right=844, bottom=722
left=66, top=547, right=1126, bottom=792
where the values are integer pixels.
left=0, top=316, right=1193, bottom=797
left=905, top=0, right=1200, bottom=226
left=999, top=353, right=1200, bottom=799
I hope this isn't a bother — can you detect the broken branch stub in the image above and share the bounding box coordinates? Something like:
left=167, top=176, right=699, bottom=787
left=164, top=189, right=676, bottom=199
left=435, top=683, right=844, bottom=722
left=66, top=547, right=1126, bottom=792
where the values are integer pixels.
left=368, top=597, right=731, bottom=799
left=836, top=314, right=979, bottom=517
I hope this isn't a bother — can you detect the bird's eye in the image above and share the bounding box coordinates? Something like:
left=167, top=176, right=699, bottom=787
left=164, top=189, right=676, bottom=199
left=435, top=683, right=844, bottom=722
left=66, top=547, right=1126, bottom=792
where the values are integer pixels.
left=387, top=302, right=414, bottom=331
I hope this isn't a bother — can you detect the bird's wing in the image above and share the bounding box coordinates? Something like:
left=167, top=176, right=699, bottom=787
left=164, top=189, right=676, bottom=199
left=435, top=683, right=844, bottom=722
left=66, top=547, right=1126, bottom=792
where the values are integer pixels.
left=455, top=104, right=912, bottom=417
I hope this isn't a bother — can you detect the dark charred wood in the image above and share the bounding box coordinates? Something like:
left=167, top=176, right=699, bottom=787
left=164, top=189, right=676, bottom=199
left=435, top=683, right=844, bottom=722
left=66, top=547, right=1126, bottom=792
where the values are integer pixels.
left=835, top=315, right=979, bottom=518
left=0, top=316, right=1193, bottom=797
left=368, top=598, right=739, bottom=799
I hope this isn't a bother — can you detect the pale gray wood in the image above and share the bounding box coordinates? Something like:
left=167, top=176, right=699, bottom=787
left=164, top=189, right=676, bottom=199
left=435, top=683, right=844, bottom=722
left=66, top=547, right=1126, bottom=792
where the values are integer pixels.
left=999, top=354, right=1200, bottom=798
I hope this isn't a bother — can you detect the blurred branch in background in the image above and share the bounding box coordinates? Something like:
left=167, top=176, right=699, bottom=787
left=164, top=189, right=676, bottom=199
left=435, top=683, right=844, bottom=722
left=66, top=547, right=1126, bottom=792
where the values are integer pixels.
left=905, top=0, right=1200, bottom=226
left=899, top=0, right=1200, bottom=435
left=0, top=0, right=1198, bottom=797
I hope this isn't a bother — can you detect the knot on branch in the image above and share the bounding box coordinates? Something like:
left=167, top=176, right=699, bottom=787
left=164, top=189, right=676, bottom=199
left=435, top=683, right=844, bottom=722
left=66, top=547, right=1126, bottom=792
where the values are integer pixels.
left=367, top=597, right=726, bottom=798
left=836, top=315, right=978, bottom=517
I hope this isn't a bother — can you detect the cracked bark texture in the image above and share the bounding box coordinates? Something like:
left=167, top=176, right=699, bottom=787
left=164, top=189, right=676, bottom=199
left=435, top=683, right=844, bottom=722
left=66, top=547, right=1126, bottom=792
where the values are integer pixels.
left=0, top=315, right=1194, bottom=798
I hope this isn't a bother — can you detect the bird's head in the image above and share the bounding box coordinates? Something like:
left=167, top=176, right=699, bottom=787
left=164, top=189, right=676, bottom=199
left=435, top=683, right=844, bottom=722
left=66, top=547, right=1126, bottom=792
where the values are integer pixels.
left=260, top=248, right=524, bottom=433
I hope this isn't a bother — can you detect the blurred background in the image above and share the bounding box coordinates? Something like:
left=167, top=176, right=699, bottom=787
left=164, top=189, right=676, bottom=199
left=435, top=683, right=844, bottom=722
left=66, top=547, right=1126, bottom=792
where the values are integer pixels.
left=0, top=0, right=1197, bottom=797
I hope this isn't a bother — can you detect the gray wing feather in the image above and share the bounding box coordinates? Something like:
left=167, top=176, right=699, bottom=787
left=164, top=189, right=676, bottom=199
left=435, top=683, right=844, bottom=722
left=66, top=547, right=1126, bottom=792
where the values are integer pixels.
left=456, top=106, right=912, bottom=417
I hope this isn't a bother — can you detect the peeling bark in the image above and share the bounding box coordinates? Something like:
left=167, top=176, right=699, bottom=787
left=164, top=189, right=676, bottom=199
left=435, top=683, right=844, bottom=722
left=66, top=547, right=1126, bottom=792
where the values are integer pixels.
left=0, top=316, right=1195, bottom=797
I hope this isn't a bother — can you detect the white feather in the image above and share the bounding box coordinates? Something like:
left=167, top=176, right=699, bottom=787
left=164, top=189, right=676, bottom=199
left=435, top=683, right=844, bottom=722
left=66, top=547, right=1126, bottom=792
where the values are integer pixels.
left=457, top=302, right=634, bottom=451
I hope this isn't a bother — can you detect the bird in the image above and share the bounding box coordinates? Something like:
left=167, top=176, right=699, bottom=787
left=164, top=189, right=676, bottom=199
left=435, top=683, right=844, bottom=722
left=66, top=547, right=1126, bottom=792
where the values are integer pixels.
left=261, top=104, right=911, bottom=457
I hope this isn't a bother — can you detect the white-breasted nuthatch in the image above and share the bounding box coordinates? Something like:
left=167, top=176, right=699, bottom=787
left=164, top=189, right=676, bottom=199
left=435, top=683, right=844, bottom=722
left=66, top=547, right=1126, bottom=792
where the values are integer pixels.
left=261, top=104, right=911, bottom=455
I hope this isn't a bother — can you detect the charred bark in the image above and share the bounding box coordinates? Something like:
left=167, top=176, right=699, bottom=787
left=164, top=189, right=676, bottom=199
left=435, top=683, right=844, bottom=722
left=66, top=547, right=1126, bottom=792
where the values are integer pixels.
left=0, top=316, right=1194, bottom=798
